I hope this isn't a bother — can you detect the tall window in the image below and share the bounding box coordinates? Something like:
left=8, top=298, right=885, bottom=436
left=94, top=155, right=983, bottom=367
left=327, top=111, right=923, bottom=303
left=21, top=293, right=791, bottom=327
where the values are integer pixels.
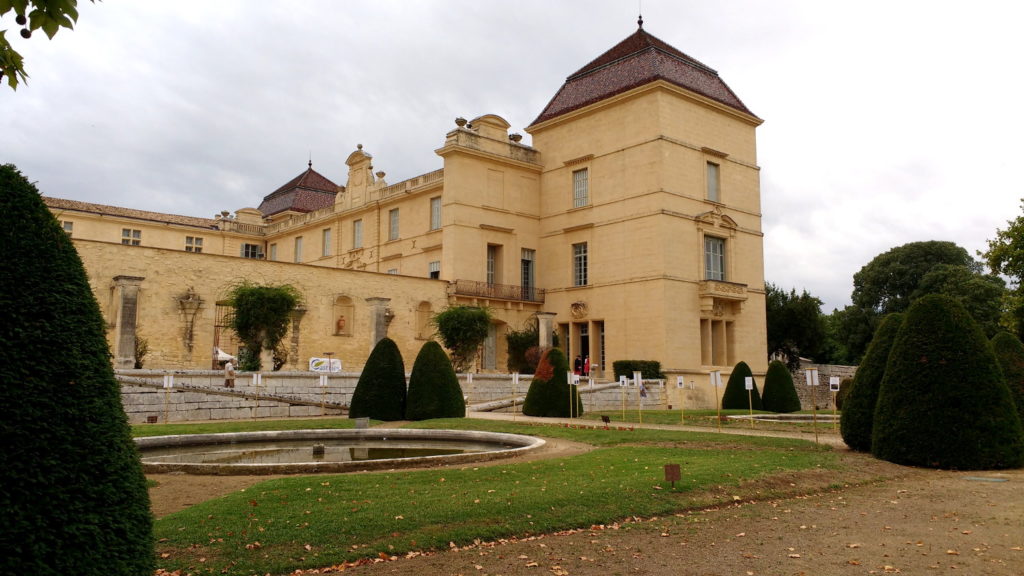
left=704, top=236, right=725, bottom=281
left=321, top=228, right=332, bottom=257
left=573, top=168, right=589, bottom=208
left=388, top=208, right=399, bottom=241
left=428, top=261, right=440, bottom=279
left=353, top=219, right=363, bottom=249
left=706, top=162, right=720, bottom=202
left=430, top=196, right=442, bottom=230
left=241, top=243, right=261, bottom=259
left=185, top=236, right=203, bottom=253
left=121, top=228, right=141, bottom=246
left=294, top=236, right=303, bottom=263
left=572, top=242, right=588, bottom=287
left=269, top=243, right=278, bottom=261
left=487, top=245, right=501, bottom=285
left=521, top=248, right=535, bottom=299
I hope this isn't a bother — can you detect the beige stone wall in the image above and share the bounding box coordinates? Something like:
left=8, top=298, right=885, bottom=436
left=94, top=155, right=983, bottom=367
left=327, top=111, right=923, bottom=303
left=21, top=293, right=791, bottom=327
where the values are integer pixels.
left=74, top=239, right=449, bottom=372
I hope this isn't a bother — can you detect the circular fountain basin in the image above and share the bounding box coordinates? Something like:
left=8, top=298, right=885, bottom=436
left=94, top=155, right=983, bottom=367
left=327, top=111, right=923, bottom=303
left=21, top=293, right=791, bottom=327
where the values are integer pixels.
left=136, top=428, right=545, bottom=475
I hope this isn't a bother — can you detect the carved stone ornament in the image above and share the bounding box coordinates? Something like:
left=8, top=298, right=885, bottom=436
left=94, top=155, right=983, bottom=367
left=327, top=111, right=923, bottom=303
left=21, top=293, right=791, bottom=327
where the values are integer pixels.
left=570, top=301, right=588, bottom=319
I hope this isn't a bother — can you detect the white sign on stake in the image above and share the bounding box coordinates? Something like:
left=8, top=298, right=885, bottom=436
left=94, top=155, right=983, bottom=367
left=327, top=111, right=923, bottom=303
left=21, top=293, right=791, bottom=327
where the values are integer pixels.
left=467, top=373, right=473, bottom=385
left=829, top=376, right=841, bottom=392
left=676, top=376, right=684, bottom=389
left=572, top=373, right=580, bottom=386
left=318, top=374, right=328, bottom=387
left=744, top=376, right=753, bottom=391
left=512, top=372, right=520, bottom=386
left=619, top=375, right=628, bottom=387
left=633, top=371, right=642, bottom=388
left=163, top=374, right=173, bottom=389
left=710, top=371, right=722, bottom=387
left=804, top=369, right=819, bottom=386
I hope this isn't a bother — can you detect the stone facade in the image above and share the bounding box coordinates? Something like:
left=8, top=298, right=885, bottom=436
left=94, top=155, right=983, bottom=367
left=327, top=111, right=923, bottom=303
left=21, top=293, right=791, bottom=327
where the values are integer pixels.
left=49, top=26, right=768, bottom=409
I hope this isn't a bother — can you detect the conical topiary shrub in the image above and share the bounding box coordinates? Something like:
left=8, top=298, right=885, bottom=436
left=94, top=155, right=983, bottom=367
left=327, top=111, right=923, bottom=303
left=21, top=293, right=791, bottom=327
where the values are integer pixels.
left=349, top=337, right=407, bottom=421
left=522, top=348, right=583, bottom=417
left=991, top=331, right=1024, bottom=424
left=872, top=295, right=1024, bottom=469
left=405, top=340, right=465, bottom=420
left=0, top=164, right=154, bottom=575
left=760, top=360, right=801, bottom=413
left=720, top=361, right=762, bottom=410
left=840, top=313, right=903, bottom=452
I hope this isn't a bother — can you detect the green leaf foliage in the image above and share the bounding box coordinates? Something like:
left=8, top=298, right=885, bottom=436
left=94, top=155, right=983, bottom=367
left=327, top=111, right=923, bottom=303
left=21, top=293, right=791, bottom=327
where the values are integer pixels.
left=225, top=281, right=300, bottom=371
left=852, top=240, right=977, bottom=315
left=839, top=313, right=903, bottom=452
left=1, top=1, right=92, bottom=89
left=0, top=164, right=154, bottom=575
left=405, top=340, right=465, bottom=420
left=872, top=295, right=1024, bottom=469
left=522, top=348, right=583, bottom=417
left=760, top=360, right=801, bottom=413
left=765, top=283, right=826, bottom=368
left=349, top=337, right=407, bottom=421
left=991, top=331, right=1024, bottom=425
left=611, top=360, right=664, bottom=380
left=720, top=361, right=762, bottom=410
left=433, top=306, right=492, bottom=372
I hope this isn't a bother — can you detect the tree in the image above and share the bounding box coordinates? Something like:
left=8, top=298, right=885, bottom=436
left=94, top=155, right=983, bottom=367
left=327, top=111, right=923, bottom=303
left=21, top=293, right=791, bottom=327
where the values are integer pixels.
left=225, top=281, right=301, bottom=371
left=760, top=360, right=801, bottom=413
left=912, top=264, right=1006, bottom=337
left=825, top=305, right=877, bottom=365
left=852, top=240, right=976, bottom=314
left=720, top=361, right=762, bottom=410
left=982, top=199, right=1024, bottom=286
left=522, top=348, right=583, bottom=417
left=839, top=313, right=903, bottom=452
left=1, top=1, right=94, bottom=89
left=405, top=340, right=465, bottom=421
left=0, top=164, right=153, bottom=574
left=433, top=306, right=492, bottom=372
left=349, top=337, right=407, bottom=421
left=871, top=295, right=1024, bottom=469
left=991, top=332, right=1024, bottom=425
left=765, top=283, right=826, bottom=369
left=505, top=317, right=539, bottom=373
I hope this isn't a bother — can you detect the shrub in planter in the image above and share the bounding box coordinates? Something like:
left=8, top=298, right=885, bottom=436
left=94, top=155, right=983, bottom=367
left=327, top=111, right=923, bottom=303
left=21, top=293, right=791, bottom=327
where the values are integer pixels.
left=760, top=360, right=801, bottom=413
left=349, top=337, right=407, bottom=421
left=991, top=331, right=1024, bottom=424
left=720, top=361, right=762, bottom=410
left=840, top=313, right=903, bottom=452
left=0, top=164, right=154, bottom=575
left=872, top=295, right=1024, bottom=469
left=522, top=348, right=583, bottom=417
left=406, top=340, right=465, bottom=420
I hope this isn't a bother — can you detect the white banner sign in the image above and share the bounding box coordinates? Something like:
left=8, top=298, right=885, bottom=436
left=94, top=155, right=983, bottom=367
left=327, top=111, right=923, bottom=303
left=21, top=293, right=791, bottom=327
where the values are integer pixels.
left=162, top=374, right=174, bottom=389
left=309, top=358, right=342, bottom=372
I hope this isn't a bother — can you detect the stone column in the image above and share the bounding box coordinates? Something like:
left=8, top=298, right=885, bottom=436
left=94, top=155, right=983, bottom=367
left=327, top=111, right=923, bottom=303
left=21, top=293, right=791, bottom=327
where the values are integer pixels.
left=536, top=312, right=557, bottom=348
left=366, top=297, right=393, bottom=348
left=288, top=306, right=306, bottom=369
left=112, top=275, right=145, bottom=369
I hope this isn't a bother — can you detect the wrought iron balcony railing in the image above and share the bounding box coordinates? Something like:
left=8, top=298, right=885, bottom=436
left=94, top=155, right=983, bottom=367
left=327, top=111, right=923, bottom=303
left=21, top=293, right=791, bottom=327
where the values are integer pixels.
left=451, top=280, right=545, bottom=303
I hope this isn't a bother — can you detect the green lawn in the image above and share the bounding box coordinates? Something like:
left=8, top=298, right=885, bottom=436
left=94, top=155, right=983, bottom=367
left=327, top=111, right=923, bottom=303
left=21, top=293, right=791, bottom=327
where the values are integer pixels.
left=581, top=408, right=843, bottom=434
left=150, top=418, right=834, bottom=575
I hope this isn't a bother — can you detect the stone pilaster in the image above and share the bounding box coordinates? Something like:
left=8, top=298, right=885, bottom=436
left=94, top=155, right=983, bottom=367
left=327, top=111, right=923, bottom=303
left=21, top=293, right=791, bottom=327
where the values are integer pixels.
left=112, top=275, right=145, bottom=369
left=366, top=297, right=393, bottom=348
left=536, top=312, right=557, bottom=348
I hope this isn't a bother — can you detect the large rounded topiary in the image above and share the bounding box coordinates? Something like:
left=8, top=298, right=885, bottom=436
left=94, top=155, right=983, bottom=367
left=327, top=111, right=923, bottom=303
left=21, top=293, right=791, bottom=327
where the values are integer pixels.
left=760, top=360, right=801, bottom=413
left=991, top=331, right=1024, bottom=424
left=349, top=337, right=407, bottom=421
left=522, top=348, right=583, bottom=417
left=0, top=164, right=154, bottom=575
left=840, top=313, right=903, bottom=452
left=872, top=295, right=1024, bottom=469
left=720, top=361, right=762, bottom=410
left=406, top=340, right=465, bottom=420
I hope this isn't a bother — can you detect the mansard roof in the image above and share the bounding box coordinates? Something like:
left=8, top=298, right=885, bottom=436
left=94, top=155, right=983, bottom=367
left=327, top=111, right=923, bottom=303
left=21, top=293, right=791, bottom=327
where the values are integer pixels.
left=531, top=26, right=756, bottom=126
left=258, top=163, right=340, bottom=217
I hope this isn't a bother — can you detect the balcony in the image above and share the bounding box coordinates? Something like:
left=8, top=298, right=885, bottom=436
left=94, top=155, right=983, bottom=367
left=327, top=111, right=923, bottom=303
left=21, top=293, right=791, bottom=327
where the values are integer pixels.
left=698, top=280, right=748, bottom=315
left=451, top=280, right=545, bottom=303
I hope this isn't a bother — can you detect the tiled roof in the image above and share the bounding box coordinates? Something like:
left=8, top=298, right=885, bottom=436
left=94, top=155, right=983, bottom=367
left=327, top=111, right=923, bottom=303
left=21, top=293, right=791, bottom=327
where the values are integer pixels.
left=531, top=27, right=756, bottom=126
left=258, top=164, right=340, bottom=217
left=44, top=196, right=219, bottom=229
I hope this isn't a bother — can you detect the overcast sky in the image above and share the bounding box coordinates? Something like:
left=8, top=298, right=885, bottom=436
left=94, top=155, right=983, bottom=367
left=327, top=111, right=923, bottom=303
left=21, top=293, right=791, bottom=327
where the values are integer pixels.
left=3, top=0, right=1023, bottom=312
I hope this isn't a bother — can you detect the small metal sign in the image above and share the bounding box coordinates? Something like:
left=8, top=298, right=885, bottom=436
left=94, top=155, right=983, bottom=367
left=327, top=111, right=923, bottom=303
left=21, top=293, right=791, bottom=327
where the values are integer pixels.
left=633, top=371, right=642, bottom=387
left=744, top=376, right=753, bottom=391
left=676, top=376, right=684, bottom=389
left=619, top=375, right=628, bottom=387
left=512, top=372, right=520, bottom=386
left=162, top=374, right=174, bottom=389
left=664, top=463, right=681, bottom=488
left=829, top=376, right=840, bottom=392
left=804, top=368, right=819, bottom=386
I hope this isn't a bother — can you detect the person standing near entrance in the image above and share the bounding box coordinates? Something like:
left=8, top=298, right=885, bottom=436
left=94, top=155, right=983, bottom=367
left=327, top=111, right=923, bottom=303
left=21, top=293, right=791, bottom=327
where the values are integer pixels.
left=583, top=355, right=590, bottom=377
left=574, top=355, right=582, bottom=375
left=224, top=360, right=236, bottom=388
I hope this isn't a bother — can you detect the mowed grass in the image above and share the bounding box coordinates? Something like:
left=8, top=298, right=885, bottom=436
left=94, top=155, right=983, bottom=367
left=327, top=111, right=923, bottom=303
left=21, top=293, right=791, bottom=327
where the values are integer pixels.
left=132, top=417, right=370, bottom=438
left=152, top=418, right=833, bottom=575
left=582, top=409, right=843, bottom=434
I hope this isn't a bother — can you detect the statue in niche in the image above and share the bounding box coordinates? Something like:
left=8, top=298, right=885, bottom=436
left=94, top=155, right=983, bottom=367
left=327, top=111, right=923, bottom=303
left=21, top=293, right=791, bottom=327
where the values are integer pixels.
left=336, top=315, right=346, bottom=334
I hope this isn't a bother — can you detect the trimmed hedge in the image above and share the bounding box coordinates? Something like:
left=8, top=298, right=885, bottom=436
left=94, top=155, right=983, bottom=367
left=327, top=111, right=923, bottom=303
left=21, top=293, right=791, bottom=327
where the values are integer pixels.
left=991, top=331, right=1024, bottom=424
left=523, top=348, right=584, bottom=417
left=0, top=164, right=154, bottom=575
left=720, top=361, right=762, bottom=410
left=405, top=340, right=465, bottom=420
left=349, top=337, right=407, bottom=421
left=612, top=360, right=664, bottom=380
left=872, top=295, right=1024, bottom=469
left=839, top=313, right=903, bottom=452
left=760, top=360, right=801, bottom=413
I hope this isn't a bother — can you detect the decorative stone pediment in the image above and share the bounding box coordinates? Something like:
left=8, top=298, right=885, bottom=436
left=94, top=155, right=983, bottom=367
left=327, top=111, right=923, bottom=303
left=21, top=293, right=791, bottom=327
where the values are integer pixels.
left=694, top=206, right=738, bottom=230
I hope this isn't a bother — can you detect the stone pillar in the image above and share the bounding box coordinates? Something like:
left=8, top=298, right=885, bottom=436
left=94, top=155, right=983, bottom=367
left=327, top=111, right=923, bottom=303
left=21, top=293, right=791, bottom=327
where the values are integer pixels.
left=288, top=306, right=306, bottom=369
left=112, top=275, right=145, bottom=369
left=536, top=312, right=557, bottom=349
left=366, top=297, right=393, bottom=348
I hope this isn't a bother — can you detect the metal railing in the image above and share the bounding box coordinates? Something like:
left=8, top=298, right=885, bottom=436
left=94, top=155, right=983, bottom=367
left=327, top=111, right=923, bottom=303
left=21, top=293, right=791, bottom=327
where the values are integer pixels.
left=452, top=279, right=545, bottom=303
